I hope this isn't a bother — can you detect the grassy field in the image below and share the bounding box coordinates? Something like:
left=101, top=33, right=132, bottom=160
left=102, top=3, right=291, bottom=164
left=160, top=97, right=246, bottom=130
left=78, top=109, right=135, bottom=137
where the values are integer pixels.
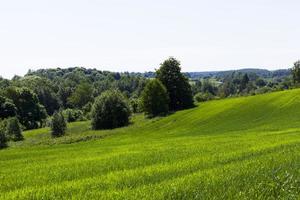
left=1, top=89, right=300, bottom=199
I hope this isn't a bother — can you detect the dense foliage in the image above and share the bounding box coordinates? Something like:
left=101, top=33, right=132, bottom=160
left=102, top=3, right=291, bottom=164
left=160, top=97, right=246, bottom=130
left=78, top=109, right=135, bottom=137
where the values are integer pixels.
left=62, top=109, right=85, bottom=122
left=91, top=90, right=131, bottom=130
left=0, top=61, right=296, bottom=134
left=141, top=79, right=169, bottom=117
left=5, top=117, right=23, bottom=141
left=156, top=57, right=194, bottom=110
left=4, top=87, right=47, bottom=130
left=0, top=96, right=17, bottom=119
left=51, top=112, right=67, bottom=137
left=1, top=89, right=300, bottom=198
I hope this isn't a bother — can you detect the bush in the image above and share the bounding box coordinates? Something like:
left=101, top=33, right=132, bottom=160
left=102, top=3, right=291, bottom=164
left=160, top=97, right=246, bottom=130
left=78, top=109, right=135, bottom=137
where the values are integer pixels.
left=91, top=90, right=131, bottom=130
left=62, top=109, right=85, bottom=122
left=5, top=117, right=23, bottom=141
left=51, top=112, right=67, bottom=137
left=255, top=87, right=274, bottom=95
left=141, top=79, right=169, bottom=117
left=129, top=98, right=142, bottom=113
left=194, top=92, right=214, bottom=103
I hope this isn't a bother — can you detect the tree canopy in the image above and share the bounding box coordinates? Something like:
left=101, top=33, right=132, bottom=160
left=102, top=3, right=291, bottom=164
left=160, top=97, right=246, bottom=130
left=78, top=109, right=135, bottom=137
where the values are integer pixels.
left=156, top=57, right=194, bottom=110
left=141, top=79, right=169, bottom=117
left=91, top=90, right=131, bottom=130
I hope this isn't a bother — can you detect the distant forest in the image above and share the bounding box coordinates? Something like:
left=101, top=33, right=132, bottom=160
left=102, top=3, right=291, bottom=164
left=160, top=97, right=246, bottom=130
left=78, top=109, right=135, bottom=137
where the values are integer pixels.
left=0, top=65, right=294, bottom=131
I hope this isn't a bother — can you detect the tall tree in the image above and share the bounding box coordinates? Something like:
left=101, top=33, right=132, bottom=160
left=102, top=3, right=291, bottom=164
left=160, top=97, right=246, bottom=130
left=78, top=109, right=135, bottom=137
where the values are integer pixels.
left=141, top=79, right=169, bottom=117
left=156, top=57, right=194, bottom=110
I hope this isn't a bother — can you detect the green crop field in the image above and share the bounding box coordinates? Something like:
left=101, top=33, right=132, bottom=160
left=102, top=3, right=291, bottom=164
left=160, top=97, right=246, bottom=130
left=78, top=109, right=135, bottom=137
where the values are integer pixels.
left=1, top=89, right=300, bottom=199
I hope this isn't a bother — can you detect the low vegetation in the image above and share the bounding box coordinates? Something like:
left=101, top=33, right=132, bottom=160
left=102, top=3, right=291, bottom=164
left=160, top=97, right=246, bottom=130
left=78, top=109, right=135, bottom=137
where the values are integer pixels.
left=1, top=58, right=300, bottom=199
left=0, top=89, right=300, bottom=199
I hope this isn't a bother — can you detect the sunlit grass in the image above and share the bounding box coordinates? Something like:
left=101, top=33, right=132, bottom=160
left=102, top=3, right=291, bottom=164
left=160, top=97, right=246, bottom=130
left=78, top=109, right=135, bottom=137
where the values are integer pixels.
left=1, top=89, right=300, bottom=199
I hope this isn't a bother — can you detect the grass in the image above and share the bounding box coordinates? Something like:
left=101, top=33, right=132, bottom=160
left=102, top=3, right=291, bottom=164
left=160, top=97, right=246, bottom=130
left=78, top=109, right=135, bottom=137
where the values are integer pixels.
left=1, top=89, right=300, bottom=199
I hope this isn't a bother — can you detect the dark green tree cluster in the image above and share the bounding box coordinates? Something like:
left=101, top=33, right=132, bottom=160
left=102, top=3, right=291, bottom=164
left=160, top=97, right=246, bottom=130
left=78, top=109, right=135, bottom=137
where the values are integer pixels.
left=140, top=57, right=194, bottom=117
left=91, top=90, right=131, bottom=130
left=141, top=79, right=169, bottom=117
left=156, top=57, right=194, bottom=111
left=4, top=87, right=47, bottom=130
left=0, top=68, right=148, bottom=131
left=0, top=96, right=17, bottom=119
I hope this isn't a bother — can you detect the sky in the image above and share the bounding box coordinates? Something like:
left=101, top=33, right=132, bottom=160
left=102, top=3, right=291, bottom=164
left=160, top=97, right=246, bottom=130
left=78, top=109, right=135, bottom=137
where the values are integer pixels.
left=1, top=0, right=300, bottom=78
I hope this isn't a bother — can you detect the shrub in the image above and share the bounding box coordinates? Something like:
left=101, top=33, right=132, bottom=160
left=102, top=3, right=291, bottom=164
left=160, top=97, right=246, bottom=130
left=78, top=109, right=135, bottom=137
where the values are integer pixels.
left=194, top=92, right=214, bottom=103
left=141, top=79, right=169, bottom=117
left=129, top=98, right=142, bottom=113
left=5, top=117, right=23, bottom=141
left=91, top=90, right=131, bottom=130
left=51, top=111, right=67, bottom=137
left=62, top=109, right=85, bottom=122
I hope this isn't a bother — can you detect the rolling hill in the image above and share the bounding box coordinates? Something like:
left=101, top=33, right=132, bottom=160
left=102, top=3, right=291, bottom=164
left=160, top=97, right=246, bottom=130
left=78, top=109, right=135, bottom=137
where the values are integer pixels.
left=1, top=89, right=300, bottom=199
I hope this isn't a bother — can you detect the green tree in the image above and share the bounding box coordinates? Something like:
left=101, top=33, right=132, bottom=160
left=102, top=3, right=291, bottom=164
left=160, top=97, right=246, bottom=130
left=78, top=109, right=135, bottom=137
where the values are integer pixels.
left=141, top=79, right=169, bottom=117
left=202, top=79, right=217, bottom=95
left=68, top=82, right=93, bottom=108
left=292, top=61, right=300, bottom=84
left=91, top=90, right=131, bottom=130
left=156, top=57, right=194, bottom=111
left=0, top=96, right=17, bottom=119
left=4, top=87, right=47, bottom=129
left=5, top=117, right=23, bottom=141
left=51, top=111, right=67, bottom=137
left=255, top=79, right=266, bottom=87
left=17, top=76, right=60, bottom=115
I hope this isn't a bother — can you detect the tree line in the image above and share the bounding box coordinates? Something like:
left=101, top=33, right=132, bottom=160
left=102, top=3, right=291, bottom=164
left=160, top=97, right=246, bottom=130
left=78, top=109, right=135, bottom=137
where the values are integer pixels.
left=0, top=57, right=194, bottom=147
left=1, top=58, right=299, bottom=148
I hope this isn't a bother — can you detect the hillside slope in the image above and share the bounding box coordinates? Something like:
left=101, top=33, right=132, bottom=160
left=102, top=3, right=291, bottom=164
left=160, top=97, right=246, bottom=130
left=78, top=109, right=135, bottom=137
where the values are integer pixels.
left=1, top=89, right=300, bottom=199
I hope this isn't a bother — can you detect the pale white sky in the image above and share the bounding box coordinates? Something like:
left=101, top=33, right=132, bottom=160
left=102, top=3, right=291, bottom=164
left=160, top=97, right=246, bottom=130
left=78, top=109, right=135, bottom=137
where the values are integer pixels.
left=1, top=0, right=299, bottom=78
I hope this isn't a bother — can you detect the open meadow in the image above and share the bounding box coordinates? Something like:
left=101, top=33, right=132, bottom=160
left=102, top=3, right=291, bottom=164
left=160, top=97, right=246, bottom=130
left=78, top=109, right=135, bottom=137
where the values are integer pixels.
left=1, top=89, right=300, bottom=199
